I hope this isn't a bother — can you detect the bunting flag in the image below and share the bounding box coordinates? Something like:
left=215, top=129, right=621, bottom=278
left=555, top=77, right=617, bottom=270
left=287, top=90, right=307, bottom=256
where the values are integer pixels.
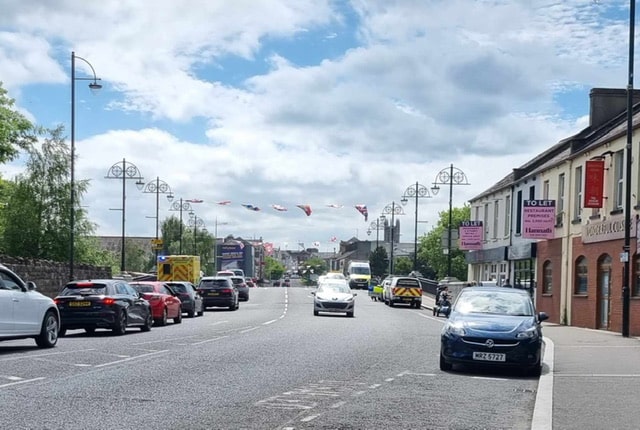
left=313, top=241, right=320, bottom=247
left=186, top=198, right=203, bottom=203
left=296, top=204, right=312, bottom=216
left=242, top=204, right=261, bottom=211
left=264, top=242, right=274, bottom=255
left=271, top=204, right=288, bottom=211
left=216, top=200, right=231, bottom=205
left=355, top=204, right=368, bottom=221
left=330, top=236, right=337, bottom=242
left=326, top=204, right=343, bottom=208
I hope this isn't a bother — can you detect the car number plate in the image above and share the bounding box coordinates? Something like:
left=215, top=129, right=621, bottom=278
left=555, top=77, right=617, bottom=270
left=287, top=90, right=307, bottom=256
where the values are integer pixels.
left=473, top=352, right=506, bottom=362
left=208, top=292, right=219, bottom=296
left=69, top=301, right=91, bottom=307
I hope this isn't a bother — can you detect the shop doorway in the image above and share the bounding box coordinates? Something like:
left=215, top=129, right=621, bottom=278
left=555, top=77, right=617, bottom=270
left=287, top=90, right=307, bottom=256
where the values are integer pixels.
left=597, top=254, right=612, bottom=329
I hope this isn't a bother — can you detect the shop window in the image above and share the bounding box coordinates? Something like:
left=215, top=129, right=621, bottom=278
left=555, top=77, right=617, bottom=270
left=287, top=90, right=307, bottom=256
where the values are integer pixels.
left=543, top=260, right=552, bottom=294
left=575, top=256, right=588, bottom=294
left=634, top=254, right=640, bottom=297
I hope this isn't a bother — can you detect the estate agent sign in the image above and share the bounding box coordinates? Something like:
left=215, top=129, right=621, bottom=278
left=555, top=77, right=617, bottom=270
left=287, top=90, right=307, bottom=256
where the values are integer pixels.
left=459, top=220, right=483, bottom=250
left=523, top=200, right=555, bottom=239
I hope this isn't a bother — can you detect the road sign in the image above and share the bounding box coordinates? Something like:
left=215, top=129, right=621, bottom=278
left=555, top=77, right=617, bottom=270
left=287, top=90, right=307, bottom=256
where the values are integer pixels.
left=151, top=239, right=163, bottom=250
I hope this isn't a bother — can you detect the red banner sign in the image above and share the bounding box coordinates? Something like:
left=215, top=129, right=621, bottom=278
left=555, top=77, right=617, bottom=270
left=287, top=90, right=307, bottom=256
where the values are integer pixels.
left=584, top=160, right=605, bottom=208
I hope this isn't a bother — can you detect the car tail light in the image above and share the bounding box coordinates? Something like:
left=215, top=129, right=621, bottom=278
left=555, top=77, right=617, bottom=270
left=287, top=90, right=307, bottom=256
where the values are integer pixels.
left=103, top=298, right=116, bottom=305
left=222, top=289, right=233, bottom=294
left=53, top=298, right=61, bottom=304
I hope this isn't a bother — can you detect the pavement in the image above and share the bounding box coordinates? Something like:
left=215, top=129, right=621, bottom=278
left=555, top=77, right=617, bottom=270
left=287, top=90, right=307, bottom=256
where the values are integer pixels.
left=420, top=293, right=640, bottom=430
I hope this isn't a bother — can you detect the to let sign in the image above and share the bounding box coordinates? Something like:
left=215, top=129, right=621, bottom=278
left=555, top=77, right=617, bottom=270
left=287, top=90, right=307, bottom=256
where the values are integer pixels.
left=584, top=159, right=605, bottom=208
left=459, top=220, right=483, bottom=250
left=523, top=200, right=556, bottom=239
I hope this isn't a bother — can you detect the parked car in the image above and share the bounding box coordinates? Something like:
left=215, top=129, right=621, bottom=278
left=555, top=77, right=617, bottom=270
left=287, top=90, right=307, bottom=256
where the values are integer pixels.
left=129, top=281, right=183, bottom=326
left=197, top=276, right=239, bottom=310
left=216, top=270, right=235, bottom=277
left=382, top=276, right=422, bottom=308
left=0, top=264, right=60, bottom=348
left=229, top=276, right=249, bottom=301
left=55, top=279, right=152, bottom=336
left=165, top=281, right=204, bottom=318
left=245, top=278, right=256, bottom=288
left=440, top=286, right=548, bottom=376
left=311, top=280, right=356, bottom=317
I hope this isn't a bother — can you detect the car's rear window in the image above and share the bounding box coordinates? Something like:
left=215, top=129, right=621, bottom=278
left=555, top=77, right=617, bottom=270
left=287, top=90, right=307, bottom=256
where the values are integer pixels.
left=167, top=284, right=188, bottom=292
left=131, top=284, right=154, bottom=293
left=200, top=279, right=230, bottom=288
left=61, top=283, right=107, bottom=295
left=230, top=278, right=245, bottom=285
left=396, top=279, right=420, bottom=288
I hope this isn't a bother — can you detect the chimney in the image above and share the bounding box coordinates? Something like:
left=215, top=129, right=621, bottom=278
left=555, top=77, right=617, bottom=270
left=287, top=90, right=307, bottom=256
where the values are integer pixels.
left=589, top=88, right=640, bottom=129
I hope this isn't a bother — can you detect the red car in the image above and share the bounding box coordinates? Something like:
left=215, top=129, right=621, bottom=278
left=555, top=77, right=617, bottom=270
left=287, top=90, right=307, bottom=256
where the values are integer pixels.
left=130, top=282, right=182, bottom=326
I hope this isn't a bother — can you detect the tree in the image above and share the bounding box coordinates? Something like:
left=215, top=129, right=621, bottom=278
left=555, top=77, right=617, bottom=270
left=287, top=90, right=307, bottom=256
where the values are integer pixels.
left=0, top=82, right=37, bottom=163
left=301, top=257, right=327, bottom=278
left=394, top=256, right=413, bottom=276
left=264, top=256, right=285, bottom=280
left=418, top=205, right=470, bottom=281
left=369, top=246, right=388, bottom=277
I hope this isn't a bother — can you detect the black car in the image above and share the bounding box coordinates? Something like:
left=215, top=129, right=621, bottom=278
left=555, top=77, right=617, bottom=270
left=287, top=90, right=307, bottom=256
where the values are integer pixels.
left=165, top=281, right=204, bottom=318
left=54, top=279, right=153, bottom=336
left=197, top=277, right=239, bottom=310
left=229, top=276, right=249, bottom=301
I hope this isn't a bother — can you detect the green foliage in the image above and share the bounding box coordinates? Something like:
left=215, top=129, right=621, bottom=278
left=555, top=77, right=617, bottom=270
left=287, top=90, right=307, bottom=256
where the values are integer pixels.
left=0, top=82, right=37, bottom=163
left=300, top=257, right=327, bottom=276
left=418, top=205, right=470, bottom=281
left=264, top=256, right=286, bottom=280
left=394, top=256, right=413, bottom=276
left=369, top=246, right=388, bottom=277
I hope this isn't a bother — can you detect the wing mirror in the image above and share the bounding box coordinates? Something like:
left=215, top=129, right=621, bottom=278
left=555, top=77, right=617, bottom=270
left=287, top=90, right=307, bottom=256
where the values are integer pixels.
left=538, top=311, right=549, bottom=322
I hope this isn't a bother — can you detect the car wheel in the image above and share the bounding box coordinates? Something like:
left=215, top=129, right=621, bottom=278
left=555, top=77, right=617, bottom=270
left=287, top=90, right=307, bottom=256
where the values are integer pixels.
left=156, top=308, right=168, bottom=326
left=84, top=328, right=95, bottom=334
left=35, top=310, right=59, bottom=348
left=141, top=311, right=153, bottom=332
left=347, top=311, right=354, bottom=318
left=439, top=353, right=452, bottom=371
left=187, top=305, right=195, bottom=318
left=389, top=300, right=394, bottom=307
left=174, top=307, right=182, bottom=324
left=526, top=361, right=542, bottom=377
left=314, top=309, right=319, bottom=316
left=58, top=327, right=67, bottom=338
left=113, top=311, right=127, bottom=336
left=197, top=305, right=204, bottom=317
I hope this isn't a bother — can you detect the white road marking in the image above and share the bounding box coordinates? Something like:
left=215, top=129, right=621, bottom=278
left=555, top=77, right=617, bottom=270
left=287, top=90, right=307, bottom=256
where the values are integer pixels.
left=4, top=376, right=22, bottom=381
left=263, top=319, right=277, bottom=325
left=0, top=377, right=45, bottom=388
left=191, top=335, right=229, bottom=345
left=531, top=336, right=554, bottom=430
left=471, top=376, right=509, bottom=381
left=240, top=327, right=259, bottom=334
left=369, top=384, right=381, bottom=389
left=352, top=390, right=366, bottom=396
left=94, top=350, right=169, bottom=368
left=555, top=373, right=640, bottom=377
left=132, top=336, right=198, bottom=345
left=331, top=401, right=346, bottom=408
left=385, top=378, right=394, bottom=382
left=209, top=321, right=229, bottom=326
left=0, top=349, right=97, bottom=362
left=301, top=414, right=320, bottom=422
left=73, top=364, right=92, bottom=367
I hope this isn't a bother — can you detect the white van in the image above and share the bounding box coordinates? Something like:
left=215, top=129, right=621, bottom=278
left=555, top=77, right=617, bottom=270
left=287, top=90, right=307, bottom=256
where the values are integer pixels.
left=346, top=261, right=371, bottom=289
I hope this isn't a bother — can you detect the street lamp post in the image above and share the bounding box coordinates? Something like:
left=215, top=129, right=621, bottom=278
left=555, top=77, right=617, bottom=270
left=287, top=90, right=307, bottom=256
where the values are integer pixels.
left=141, top=177, right=174, bottom=260
left=431, top=164, right=470, bottom=278
left=623, top=0, right=636, bottom=338
left=169, top=198, right=201, bottom=254
left=69, top=52, right=102, bottom=280
left=189, top=212, right=205, bottom=255
left=401, top=182, right=433, bottom=271
left=380, top=202, right=405, bottom=275
left=105, top=159, right=144, bottom=273
left=367, top=217, right=384, bottom=250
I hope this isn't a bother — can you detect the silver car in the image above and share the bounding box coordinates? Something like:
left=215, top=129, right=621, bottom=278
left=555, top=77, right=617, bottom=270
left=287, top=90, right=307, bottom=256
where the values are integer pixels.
left=312, top=280, right=356, bottom=317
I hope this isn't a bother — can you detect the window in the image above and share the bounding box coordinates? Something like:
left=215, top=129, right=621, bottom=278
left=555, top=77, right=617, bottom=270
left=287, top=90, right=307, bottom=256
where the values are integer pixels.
left=575, top=256, right=588, bottom=294
left=574, top=166, right=582, bottom=220
left=634, top=255, right=640, bottom=297
left=516, top=190, right=523, bottom=234
left=558, top=173, right=565, bottom=214
left=543, top=261, right=552, bottom=294
left=615, top=150, right=624, bottom=209
left=543, top=180, right=550, bottom=199
left=529, top=185, right=535, bottom=200
left=504, top=195, right=511, bottom=237
left=493, top=200, right=499, bottom=239
left=484, top=203, right=490, bottom=237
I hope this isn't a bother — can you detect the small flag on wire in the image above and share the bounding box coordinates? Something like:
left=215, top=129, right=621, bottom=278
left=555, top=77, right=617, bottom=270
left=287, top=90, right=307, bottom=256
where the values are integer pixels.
left=271, top=204, right=288, bottom=211
left=242, top=204, right=261, bottom=211
left=330, top=236, right=337, bottom=242
left=186, top=198, right=203, bottom=203
left=313, top=241, right=320, bottom=247
left=296, top=204, right=312, bottom=216
left=355, top=204, right=368, bottom=221
left=326, top=204, right=343, bottom=208
left=216, top=200, right=231, bottom=205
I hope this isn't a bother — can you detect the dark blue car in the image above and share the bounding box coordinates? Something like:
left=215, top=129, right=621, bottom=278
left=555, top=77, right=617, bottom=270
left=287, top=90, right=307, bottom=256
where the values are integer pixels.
left=439, top=287, right=548, bottom=376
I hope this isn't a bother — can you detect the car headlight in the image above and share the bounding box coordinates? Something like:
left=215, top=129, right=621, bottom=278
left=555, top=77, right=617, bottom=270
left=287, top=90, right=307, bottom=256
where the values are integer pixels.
left=442, top=322, right=466, bottom=336
left=516, top=326, right=539, bottom=339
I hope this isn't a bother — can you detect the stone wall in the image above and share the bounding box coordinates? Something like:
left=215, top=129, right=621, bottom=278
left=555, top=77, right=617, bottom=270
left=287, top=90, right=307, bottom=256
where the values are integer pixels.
left=1, top=256, right=112, bottom=298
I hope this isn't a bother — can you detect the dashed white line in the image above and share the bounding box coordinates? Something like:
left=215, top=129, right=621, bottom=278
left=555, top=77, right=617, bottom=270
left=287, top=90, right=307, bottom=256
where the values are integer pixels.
left=0, top=377, right=45, bottom=388
left=191, top=335, right=229, bottom=345
left=263, top=319, right=277, bottom=325
left=385, top=378, right=394, bottom=382
left=301, top=414, right=320, bottom=422
left=132, top=336, right=198, bottom=345
left=94, top=350, right=168, bottom=368
left=369, top=384, right=381, bottom=389
left=331, top=401, right=346, bottom=408
left=352, top=390, right=366, bottom=396
left=4, top=376, right=23, bottom=381
left=240, top=327, right=259, bottom=334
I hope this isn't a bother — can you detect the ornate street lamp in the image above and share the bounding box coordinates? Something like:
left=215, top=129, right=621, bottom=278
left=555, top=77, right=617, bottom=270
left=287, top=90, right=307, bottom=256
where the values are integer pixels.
left=105, top=159, right=144, bottom=273
left=169, top=198, right=202, bottom=254
left=140, top=177, right=174, bottom=260
left=367, top=217, right=385, bottom=251
left=189, top=212, right=205, bottom=255
left=380, top=202, right=405, bottom=274
left=401, top=182, right=433, bottom=271
left=431, top=164, right=470, bottom=278
left=70, top=52, right=102, bottom=280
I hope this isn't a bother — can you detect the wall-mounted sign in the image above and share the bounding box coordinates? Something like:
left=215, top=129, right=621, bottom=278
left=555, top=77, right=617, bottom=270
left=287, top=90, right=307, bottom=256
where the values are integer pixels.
left=523, top=200, right=555, bottom=239
left=459, top=220, right=483, bottom=250
left=584, top=159, right=605, bottom=208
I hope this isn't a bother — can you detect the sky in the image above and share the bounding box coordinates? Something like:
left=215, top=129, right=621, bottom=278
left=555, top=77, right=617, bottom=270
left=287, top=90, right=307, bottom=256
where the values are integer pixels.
left=0, top=0, right=634, bottom=252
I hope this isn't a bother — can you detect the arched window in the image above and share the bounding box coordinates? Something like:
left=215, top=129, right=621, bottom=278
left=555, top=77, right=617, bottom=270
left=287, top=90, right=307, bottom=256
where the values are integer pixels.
left=575, top=256, right=588, bottom=294
left=543, top=260, right=552, bottom=294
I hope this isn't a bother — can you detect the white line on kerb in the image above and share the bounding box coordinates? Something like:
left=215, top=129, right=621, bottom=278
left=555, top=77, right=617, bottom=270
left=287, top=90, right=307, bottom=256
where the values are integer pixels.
left=531, top=336, right=554, bottom=430
left=263, top=319, right=277, bottom=325
left=0, top=377, right=45, bottom=388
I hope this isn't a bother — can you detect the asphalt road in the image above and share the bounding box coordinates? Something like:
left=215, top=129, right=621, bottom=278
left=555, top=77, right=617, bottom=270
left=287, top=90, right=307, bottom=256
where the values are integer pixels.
left=0, top=282, right=542, bottom=430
